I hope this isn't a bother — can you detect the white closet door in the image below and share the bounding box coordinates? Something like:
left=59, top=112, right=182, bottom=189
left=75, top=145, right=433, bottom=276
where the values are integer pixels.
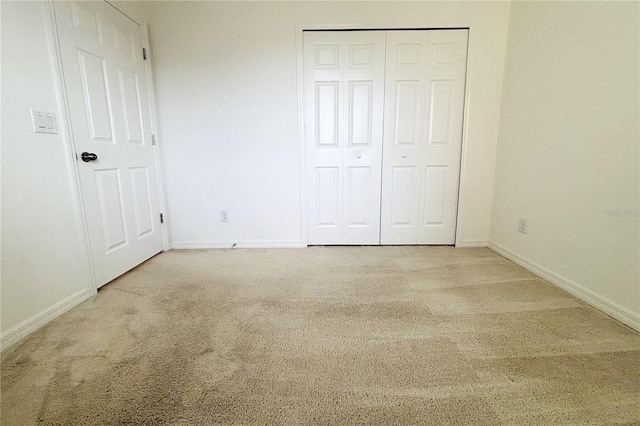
left=304, top=31, right=385, bottom=245
left=381, top=30, right=468, bottom=245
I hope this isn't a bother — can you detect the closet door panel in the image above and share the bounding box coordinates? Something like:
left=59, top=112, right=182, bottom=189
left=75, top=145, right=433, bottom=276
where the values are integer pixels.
left=342, top=31, right=385, bottom=244
left=304, top=31, right=385, bottom=245
left=381, top=30, right=468, bottom=245
left=418, top=30, right=468, bottom=244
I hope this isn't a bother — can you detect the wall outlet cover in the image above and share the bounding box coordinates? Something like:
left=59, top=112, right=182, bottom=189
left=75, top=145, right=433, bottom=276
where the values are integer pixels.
left=518, top=218, right=527, bottom=234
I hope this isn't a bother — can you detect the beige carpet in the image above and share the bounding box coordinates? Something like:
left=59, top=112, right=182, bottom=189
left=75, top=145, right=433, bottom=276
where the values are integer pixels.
left=1, top=247, right=639, bottom=425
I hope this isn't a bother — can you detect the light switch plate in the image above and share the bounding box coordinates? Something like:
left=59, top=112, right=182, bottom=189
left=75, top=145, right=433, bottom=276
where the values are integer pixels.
left=30, top=109, right=58, bottom=134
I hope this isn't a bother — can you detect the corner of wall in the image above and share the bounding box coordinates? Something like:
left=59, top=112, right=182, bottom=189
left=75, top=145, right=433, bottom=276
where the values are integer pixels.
left=488, top=241, right=640, bottom=332
left=487, top=0, right=515, bottom=245
left=0, top=288, right=95, bottom=352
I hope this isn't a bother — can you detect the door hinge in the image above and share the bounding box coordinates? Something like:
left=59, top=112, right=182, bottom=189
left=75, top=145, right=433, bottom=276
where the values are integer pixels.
left=160, top=213, right=164, bottom=224
left=151, top=134, right=156, bottom=145
left=143, top=47, right=147, bottom=60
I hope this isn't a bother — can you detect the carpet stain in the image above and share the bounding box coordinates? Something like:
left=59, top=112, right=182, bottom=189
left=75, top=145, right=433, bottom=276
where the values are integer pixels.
left=1, top=247, right=638, bottom=425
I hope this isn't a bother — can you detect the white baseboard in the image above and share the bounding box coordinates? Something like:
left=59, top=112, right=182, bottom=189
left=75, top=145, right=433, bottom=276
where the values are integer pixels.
left=488, top=241, right=640, bottom=332
left=170, top=240, right=305, bottom=249
left=456, top=239, right=488, bottom=248
left=1, top=288, right=95, bottom=351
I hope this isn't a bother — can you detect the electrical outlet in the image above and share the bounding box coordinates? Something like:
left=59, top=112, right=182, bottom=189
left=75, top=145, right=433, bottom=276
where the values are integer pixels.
left=518, top=218, right=527, bottom=234
left=220, top=210, right=229, bottom=222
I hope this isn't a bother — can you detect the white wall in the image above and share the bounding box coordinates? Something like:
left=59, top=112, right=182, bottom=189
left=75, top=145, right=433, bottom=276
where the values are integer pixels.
left=490, top=2, right=640, bottom=329
left=0, top=1, right=157, bottom=347
left=107, top=0, right=147, bottom=25
left=0, top=1, right=95, bottom=343
left=146, top=1, right=511, bottom=248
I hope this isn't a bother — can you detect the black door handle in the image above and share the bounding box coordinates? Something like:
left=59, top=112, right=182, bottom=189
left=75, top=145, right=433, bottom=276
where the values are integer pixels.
left=81, top=152, right=98, bottom=162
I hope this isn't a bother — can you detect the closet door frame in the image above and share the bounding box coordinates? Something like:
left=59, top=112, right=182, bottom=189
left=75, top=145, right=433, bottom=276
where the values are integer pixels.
left=296, top=24, right=472, bottom=247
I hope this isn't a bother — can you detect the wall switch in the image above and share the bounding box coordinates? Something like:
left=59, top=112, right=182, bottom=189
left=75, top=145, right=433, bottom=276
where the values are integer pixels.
left=220, top=210, right=229, bottom=222
left=518, top=218, right=527, bottom=234
left=30, top=109, right=58, bottom=134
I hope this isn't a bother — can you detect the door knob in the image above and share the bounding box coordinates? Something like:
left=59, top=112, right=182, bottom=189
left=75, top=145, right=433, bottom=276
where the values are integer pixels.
left=81, top=152, right=98, bottom=162
left=357, top=154, right=362, bottom=159
left=402, top=154, right=407, bottom=158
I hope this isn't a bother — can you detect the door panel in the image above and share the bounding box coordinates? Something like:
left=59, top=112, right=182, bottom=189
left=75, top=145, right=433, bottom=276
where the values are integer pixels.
left=417, top=30, right=468, bottom=244
left=117, top=67, right=144, bottom=144
left=304, top=31, right=385, bottom=245
left=315, top=82, right=339, bottom=147
left=94, top=168, right=127, bottom=251
left=391, top=167, right=416, bottom=225
left=394, top=80, right=421, bottom=145
left=70, top=2, right=99, bottom=38
left=348, top=81, right=373, bottom=147
left=55, top=1, right=163, bottom=286
left=423, top=166, right=447, bottom=224
left=381, top=30, right=468, bottom=245
left=316, top=167, right=340, bottom=227
left=129, top=167, right=154, bottom=237
left=428, top=80, right=453, bottom=145
left=346, top=167, right=371, bottom=227
left=77, top=50, right=113, bottom=142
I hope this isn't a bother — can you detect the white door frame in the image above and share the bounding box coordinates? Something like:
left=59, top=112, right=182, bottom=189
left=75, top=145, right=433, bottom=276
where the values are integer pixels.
left=44, top=0, right=170, bottom=293
left=296, top=23, right=472, bottom=247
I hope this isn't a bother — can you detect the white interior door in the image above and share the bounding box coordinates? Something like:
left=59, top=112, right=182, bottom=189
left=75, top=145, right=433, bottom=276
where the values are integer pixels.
left=380, top=30, right=468, bottom=245
left=303, top=31, right=385, bottom=245
left=54, top=1, right=164, bottom=286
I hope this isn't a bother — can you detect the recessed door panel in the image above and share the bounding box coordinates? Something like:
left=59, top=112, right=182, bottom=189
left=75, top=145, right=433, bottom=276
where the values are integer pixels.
left=315, top=45, right=339, bottom=69
left=397, top=44, right=422, bottom=68
left=346, top=167, right=371, bottom=226
left=423, top=166, right=447, bottom=224
left=348, top=81, right=373, bottom=147
left=130, top=167, right=153, bottom=237
left=95, top=169, right=127, bottom=252
left=315, top=82, right=339, bottom=147
left=71, top=2, right=99, bottom=39
left=113, top=27, right=135, bottom=59
left=428, top=80, right=453, bottom=145
left=394, top=81, right=419, bottom=145
left=77, top=50, right=113, bottom=143
left=432, top=43, right=455, bottom=67
left=349, top=44, right=374, bottom=69
left=390, top=167, right=415, bottom=226
left=316, top=167, right=339, bottom=227
left=117, top=67, right=144, bottom=144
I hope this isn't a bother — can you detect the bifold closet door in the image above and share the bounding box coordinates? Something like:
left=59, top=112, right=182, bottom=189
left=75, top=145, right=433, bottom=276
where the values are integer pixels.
left=303, top=31, right=385, bottom=245
left=380, top=30, right=468, bottom=245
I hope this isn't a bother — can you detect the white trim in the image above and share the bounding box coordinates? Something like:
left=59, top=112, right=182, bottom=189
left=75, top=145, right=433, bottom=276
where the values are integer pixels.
left=170, top=240, right=304, bottom=249
left=456, top=239, right=487, bottom=248
left=295, top=26, right=308, bottom=247
left=488, top=241, right=640, bottom=332
left=454, top=29, right=472, bottom=247
left=0, top=289, right=94, bottom=352
left=142, top=24, right=171, bottom=252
